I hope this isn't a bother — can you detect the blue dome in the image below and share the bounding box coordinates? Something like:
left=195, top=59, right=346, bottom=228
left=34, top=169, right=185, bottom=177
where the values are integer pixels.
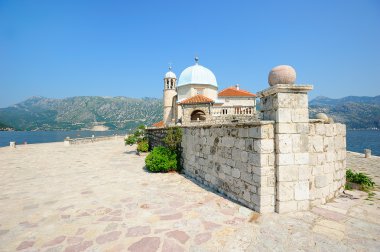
left=177, top=61, right=217, bottom=87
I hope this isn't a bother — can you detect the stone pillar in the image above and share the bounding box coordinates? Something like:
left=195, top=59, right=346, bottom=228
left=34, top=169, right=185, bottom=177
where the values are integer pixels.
left=257, top=65, right=313, bottom=213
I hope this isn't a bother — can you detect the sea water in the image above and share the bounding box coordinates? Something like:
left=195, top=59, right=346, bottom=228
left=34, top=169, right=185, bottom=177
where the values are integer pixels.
left=0, top=129, right=379, bottom=156
left=0, top=130, right=126, bottom=147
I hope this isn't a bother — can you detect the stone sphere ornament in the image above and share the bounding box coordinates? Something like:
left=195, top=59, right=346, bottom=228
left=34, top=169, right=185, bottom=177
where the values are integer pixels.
left=327, top=117, right=334, bottom=124
left=315, top=113, right=329, bottom=122
left=268, top=65, right=297, bottom=86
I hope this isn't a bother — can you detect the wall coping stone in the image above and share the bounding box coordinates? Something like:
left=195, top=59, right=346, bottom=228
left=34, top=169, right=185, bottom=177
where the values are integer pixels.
left=146, top=121, right=275, bottom=131
left=257, top=84, right=313, bottom=98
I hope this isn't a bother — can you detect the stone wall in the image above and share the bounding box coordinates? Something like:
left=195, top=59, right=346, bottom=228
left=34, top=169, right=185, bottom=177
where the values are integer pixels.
left=147, top=85, right=347, bottom=214
left=308, top=121, right=346, bottom=206
left=145, top=127, right=169, bottom=150
left=181, top=122, right=276, bottom=213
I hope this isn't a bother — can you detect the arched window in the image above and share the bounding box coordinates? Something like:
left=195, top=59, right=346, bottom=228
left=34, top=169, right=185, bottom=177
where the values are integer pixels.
left=191, top=110, right=206, bottom=121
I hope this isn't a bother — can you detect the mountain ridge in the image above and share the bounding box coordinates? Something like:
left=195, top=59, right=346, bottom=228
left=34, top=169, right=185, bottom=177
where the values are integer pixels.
left=0, top=95, right=379, bottom=131
left=0, top=96, right=163, bottom=131
left=309, top=95, right=380, bottom=129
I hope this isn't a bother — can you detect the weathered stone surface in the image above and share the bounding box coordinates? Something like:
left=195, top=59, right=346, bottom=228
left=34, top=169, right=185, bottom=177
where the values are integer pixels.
left=128, top=237, right=160, bottom=252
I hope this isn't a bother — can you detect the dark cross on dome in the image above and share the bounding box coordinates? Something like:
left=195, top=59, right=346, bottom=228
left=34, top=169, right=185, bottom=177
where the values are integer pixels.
left=168, top=62, right=172, bottom=71
left=195, top=56, right=199, bottom=64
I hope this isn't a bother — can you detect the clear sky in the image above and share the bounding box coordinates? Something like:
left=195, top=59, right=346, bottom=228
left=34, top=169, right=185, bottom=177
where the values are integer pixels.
left=0, top=0, right=379, bottom=108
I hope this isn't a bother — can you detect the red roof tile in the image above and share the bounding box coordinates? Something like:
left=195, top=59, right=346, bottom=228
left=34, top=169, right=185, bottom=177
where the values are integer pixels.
left=152, top=121, right=164, bottom=127
left=218, top=86, right=256, bottom=97
left=179, top=94, right=214, bottom=105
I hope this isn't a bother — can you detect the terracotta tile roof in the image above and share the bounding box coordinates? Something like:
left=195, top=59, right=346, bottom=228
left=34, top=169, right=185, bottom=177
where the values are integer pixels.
left=218, top=86, right=256, bottom=97
left=179, top=94, right=214, bottom=105
left=152, top=121, right=164, bottom=127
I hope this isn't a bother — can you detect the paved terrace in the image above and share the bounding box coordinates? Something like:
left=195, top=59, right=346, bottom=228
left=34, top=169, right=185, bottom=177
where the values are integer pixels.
left=0, top=139, right=379, bottom=251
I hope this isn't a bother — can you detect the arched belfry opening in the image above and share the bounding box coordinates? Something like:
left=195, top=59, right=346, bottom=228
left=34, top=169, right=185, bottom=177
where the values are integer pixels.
left=191, top=110, right=206, bottom=121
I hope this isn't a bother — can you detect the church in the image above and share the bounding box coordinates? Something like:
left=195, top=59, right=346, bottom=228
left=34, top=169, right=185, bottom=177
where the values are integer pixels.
left=153, top=57, right=257, bottom=127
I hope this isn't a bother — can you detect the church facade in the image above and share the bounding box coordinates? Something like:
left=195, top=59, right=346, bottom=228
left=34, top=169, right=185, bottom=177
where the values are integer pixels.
left=155, top=57, right=257, bottom=127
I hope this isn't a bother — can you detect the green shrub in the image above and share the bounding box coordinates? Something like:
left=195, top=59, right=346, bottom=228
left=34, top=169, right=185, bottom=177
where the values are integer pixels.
left=125, top=135, right=137, bottom=145
left=346, top=169, right=375, bottom=190
left=164, top=127, right=182, bottom=151
left=137, top=139, right=149, bottom=152
left=145, top=146, right=177, bottom=172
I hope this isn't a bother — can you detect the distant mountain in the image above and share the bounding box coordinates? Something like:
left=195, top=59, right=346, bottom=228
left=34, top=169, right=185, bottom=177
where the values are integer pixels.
left=310, top=95, right=380, bottom=106
left=0, top=96, right=163, bottom=131
left=1, top=95, right=378, bottom=131
left=309, top=95, right=380, bottom=129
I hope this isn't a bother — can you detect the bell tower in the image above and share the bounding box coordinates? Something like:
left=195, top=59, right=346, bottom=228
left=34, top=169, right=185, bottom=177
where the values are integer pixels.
left=163, top=66, right=177, bottom=125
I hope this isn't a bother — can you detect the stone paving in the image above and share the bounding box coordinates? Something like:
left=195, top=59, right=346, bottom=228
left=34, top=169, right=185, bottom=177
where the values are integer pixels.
left=0, top=139, right=379, bottom=251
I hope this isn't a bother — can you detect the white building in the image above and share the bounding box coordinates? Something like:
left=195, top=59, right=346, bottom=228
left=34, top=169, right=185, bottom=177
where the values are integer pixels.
left=154, top=57, right=256, bottom=127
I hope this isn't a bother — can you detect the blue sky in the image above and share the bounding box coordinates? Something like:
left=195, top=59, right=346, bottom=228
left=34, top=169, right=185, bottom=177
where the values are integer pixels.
left=0, top=0, right=379, bottom=108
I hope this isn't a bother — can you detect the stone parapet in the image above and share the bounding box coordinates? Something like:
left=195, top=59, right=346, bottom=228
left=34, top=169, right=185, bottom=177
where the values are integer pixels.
left=181, top=122, right=276, bottom=213
left=308, top=122, right=346, bottom=206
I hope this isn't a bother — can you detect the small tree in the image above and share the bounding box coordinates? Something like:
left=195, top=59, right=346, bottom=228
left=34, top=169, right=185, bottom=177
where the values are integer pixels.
left=125, top=135, right=137, bottom=145
left=163, top=127, right=183, bottom=151
left=134, top=124, right=146, bottom=142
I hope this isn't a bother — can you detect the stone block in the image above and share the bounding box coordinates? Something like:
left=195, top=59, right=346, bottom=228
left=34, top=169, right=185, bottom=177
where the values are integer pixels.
left=222, top=164, right=231, bottom=175
left=232, top=168, right=241, bottom=178
left=240, top=151, right=248, bottom=163
left=222, top=137, right=235, bottom=147
left=226, top=158, right=235, bottom=168
left=277, top=166, right=298, bottom=182
left=276, top=201, right=298, bottom=213
left=277, top=153, right=294, bottom=166
left=315, top=175, right=328, bottom=188
left=277, top=182, right=294, bottom=201
left=315, top=123, right=325, bottom=135
left=294, top=153, right=309, bottom=165
left=240, top=171, right=253, bottom=183
left=276, top=108, right=292, bottom=122
left=232, top=148, right=240, bottom=159
left=276, top=123, right=296, bottom=134
left=277, top=92, right=293, bottom=108
left=238, top=128, right=249, bottom=138
left=292, top=108, right=309, bottom=123
left=276, top=134, right=292, bottom=153
left=254, top=139, right=274, bottom=153
left=298, top=165, right=311, bottom=180
left=248, top=127, right=260, bottom=138
left=325, top=125, right=333, bottom=136
left=260, top=195, right=275, bottom=206
left=309, top=135, right=324, bottom=153
left=294, top=181, right=309, bottom=200
left=236, top=139, right=246, bottom=150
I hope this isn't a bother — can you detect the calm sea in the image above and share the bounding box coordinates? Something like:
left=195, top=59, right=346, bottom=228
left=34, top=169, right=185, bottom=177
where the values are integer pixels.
left=0, top=130, right=126, bottom=147
left=346, top=130, right=380, bottom=156
left=0, top=129, right=379, bottom=156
